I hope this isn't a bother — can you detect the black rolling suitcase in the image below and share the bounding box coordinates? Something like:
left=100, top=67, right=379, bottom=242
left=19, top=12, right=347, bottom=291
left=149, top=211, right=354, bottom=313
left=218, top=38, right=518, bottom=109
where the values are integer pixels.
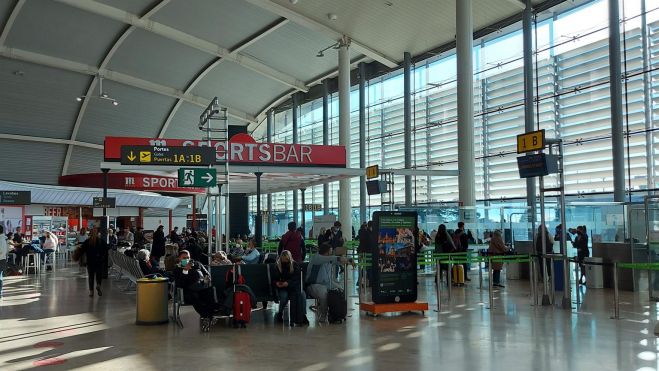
left=327, top=288, right=347, bottom=324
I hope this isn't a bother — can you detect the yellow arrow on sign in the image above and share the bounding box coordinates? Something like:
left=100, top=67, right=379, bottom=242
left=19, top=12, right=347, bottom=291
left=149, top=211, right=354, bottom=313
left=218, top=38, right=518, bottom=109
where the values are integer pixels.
left=127, top=152, right=136, bottom=161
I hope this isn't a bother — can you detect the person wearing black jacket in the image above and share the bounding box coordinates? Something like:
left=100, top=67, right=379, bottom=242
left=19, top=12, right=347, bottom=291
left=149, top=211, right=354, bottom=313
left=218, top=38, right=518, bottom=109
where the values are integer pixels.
left=173, top=249, right=218, bottom=328
left=80, top=228, right=108, bottom=297
left=572, top=225, right=589, bottom=285
left=151, top=225, right=167, bottom=261
left=272, top=250, right=308, bottom=325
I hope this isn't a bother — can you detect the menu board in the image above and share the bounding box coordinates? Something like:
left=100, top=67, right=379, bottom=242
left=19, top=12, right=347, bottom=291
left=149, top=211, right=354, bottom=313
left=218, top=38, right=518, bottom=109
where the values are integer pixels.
left=371, top=211, right=418, bottom=304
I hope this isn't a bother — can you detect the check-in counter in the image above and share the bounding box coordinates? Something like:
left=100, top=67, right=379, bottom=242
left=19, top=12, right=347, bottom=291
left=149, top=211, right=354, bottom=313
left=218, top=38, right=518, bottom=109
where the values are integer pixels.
left=592, top=242, right=646, bottom=292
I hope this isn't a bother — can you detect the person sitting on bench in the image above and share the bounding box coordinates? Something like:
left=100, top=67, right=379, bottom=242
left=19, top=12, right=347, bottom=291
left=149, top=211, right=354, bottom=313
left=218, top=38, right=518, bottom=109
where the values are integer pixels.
left=173, top=250, right=219, bottom=328
left=305, top=243, right=349, bottom=323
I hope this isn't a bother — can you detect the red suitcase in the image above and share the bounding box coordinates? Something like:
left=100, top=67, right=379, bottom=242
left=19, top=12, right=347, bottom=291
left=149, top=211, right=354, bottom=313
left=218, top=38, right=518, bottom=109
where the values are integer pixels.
left=233, top=291, right=251, bottom=328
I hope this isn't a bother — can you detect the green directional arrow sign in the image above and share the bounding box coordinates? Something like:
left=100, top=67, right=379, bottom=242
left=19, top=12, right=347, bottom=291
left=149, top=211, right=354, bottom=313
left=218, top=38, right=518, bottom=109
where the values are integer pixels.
left=178, top=168, right=217, bottom=187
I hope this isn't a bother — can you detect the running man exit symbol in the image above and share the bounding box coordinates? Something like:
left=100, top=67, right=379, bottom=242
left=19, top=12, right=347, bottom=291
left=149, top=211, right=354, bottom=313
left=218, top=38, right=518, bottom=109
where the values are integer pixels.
left=183, top=170, right=194, bottom=186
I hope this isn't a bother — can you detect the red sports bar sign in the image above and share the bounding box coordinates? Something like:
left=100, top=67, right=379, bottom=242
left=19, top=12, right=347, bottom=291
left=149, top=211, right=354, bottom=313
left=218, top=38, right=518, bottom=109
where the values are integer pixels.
left=59, top=173, right=206, bottom=194
left=104, top=133, right=347, bottom=167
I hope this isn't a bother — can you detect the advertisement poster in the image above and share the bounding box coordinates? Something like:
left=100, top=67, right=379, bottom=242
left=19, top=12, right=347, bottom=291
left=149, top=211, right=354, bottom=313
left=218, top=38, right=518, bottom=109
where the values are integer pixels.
left=0, top=206, right=22, bottom=234
left=372, top=211, right=418, bottom=304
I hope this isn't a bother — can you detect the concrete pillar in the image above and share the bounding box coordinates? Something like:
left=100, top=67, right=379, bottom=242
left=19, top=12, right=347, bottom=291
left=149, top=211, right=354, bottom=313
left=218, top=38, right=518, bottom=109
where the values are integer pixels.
left=456, top=0, right=476, bottom=212
left=292, top=93, right=299, bottom=224
left=641, top=0, right=655, bottom=192
left=359, top=62, right=367, bottom=224
left=322, top=79, right=330, bottom=215
left=255, top=172, right=262, bottom=247
left=523, top=0, right=537, bottom=234
left=266, top=109, right=274, bottom=237
left=338, top=36, right=352, bottom=240
left=403, top=51, right=413, bottom=206
left=608, top=0, right=626, bottom=202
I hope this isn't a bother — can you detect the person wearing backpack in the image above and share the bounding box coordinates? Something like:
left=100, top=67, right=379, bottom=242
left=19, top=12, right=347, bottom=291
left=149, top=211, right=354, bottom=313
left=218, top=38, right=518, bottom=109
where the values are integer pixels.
left=278, top=222, right=303, bottom=263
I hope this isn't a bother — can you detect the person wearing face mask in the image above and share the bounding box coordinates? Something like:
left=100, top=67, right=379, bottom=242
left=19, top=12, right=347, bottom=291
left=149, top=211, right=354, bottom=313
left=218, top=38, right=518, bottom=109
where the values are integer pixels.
left=173, top=250, right=218, bottom=329
left=272, top=250, right=308, bottom=326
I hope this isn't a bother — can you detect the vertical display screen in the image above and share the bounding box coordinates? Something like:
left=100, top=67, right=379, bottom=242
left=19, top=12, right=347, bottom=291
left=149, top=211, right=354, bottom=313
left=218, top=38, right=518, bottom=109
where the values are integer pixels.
left=372, top=211, right=418, bottom=304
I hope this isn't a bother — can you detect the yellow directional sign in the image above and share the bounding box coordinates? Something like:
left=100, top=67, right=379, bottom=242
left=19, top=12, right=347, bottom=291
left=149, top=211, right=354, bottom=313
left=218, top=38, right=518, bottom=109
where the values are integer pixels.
left=139, top=151, right=151, bottom=162
left=516, top=129, right=545, bottom=154
left=366, top=165, right=379, bottom=179
left=120, top=146, right=215, bottom=166
left=127, top=152, right=136, bottom=161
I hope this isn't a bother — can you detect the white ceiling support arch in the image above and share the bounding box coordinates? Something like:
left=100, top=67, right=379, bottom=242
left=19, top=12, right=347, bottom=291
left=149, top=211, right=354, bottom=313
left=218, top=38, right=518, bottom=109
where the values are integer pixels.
left=54, top=0, right=309, bottom=92
left=0, top=46, right=256, bottom=123
left=158, top=17, right=289, bottom=138
left=61, top=0, right=172, bottom=176
left=0, top=0, right=25, bottom=45
left=242, top=0, right=398, bottom=68
left=0, top=133, right=103, bottom=149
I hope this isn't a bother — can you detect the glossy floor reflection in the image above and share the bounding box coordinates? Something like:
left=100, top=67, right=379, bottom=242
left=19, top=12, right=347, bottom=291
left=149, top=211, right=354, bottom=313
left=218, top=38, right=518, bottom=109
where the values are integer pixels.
left=1, top=265, right=658, bottom=371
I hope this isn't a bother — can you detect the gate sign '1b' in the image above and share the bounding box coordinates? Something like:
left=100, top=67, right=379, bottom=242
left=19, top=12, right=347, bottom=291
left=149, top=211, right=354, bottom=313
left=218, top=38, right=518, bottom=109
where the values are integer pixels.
left=516, top=129, right=545, bottom=154
left=120, top=146, right=216, bottom=166
left=178, top=168, right=217, bottom=187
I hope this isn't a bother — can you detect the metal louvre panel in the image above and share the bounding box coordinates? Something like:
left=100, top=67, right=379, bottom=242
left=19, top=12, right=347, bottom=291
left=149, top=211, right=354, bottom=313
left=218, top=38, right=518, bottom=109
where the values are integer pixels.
left=0, top=140, right=66, bottom=185
left=107, top=29, right=215, bottom=90
left=150, top=0, right=280, bottom=50
left=6, top=0, right=125, bottom=66
left=0, top=58, right=89, bottom=139
left=77, top=80, right=176, bottom=144
left=67, top=147, right=104, bottom=175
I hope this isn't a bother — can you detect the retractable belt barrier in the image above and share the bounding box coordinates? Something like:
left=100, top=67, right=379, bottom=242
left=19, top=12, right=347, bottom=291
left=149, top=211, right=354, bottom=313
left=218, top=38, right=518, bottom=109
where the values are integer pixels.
left=611, top=262, right=659, bottom=332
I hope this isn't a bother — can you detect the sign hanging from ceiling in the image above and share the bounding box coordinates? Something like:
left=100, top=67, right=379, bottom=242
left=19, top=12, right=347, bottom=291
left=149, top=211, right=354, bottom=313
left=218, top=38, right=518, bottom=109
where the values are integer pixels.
left=120, top=145, right=216, bottom=166
left=59, top=173, right=206, bottom=194
left=92, top=197, right=116, bottom=208
left=178, top=168, right=217, bottom=187
left=0, top=191, right=31, bottom=205
left=516, top=129, right=545, bottom=154
left=104, top=134, right=346, bottom=167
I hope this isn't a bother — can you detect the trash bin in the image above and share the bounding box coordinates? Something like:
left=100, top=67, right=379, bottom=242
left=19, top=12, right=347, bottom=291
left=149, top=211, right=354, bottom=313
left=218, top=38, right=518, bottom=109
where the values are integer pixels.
left=506, top=262, right=521, bottom=280
left=136, top=277, right=169, bottom=325
left=584, top=257, right=604, bottom=289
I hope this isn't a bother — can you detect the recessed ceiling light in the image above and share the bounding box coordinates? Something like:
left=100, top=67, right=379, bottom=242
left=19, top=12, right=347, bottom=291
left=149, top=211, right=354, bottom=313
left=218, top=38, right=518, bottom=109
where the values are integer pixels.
left=327, top=13, right=337, bottom=21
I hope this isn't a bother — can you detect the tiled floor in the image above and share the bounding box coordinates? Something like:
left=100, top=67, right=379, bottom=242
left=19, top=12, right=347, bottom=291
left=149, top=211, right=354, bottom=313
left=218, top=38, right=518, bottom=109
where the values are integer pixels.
left=1, top=265, right=658, bottom=371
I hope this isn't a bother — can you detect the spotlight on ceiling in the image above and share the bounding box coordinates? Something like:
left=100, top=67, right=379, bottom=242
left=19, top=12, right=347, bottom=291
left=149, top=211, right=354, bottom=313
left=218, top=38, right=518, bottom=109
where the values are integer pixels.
left=327, top=13, right=337, bottom=21
left=75, top=76, right=119, bottom=107
left=289, top=0, right=299, bottom=4
left=316, top=51, right=324, bottom=57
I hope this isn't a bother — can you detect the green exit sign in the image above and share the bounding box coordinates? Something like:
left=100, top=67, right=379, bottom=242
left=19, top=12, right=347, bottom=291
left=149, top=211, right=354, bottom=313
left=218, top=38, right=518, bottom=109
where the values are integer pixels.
left=178, top=168, right=217, bottom=187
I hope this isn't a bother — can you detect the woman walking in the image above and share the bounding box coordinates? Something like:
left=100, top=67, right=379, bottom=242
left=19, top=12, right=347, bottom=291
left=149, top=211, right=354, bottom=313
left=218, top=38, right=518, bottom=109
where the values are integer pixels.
left=81, top=228, right=108, bottom=297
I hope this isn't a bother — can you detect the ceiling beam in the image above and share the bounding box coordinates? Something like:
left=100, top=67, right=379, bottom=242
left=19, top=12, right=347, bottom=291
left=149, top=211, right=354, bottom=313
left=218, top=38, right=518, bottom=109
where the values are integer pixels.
left=0, top=0, right=25, bottom=45
left=0, top=133, right=103, bottom=149
left=54, top=0, right=309, bottom=92
left=241, top=0, right=398, bottom=68
left=0, top=45, right=257, bottom=124
left=62, top=0, right=173, bottom=176
left=158, top=18, right=289, bottom=137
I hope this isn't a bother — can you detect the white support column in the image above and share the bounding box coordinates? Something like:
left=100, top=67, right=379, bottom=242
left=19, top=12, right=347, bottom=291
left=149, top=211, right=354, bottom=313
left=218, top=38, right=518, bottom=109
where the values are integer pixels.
left=338, top=36, right=352, bottom=241
left=457, top=0, right=476, bottom=215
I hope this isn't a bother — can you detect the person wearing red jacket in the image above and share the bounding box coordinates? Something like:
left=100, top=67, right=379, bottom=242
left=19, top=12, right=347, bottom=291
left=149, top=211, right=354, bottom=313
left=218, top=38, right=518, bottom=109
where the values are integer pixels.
left=278, top=222, right=303, bottom=263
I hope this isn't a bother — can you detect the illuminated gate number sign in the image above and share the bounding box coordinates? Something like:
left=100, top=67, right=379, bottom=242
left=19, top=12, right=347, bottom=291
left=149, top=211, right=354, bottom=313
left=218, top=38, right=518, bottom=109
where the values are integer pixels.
left=516, top=129, right=545, bottom=154
left=120, top=146, right=216, bottom=166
